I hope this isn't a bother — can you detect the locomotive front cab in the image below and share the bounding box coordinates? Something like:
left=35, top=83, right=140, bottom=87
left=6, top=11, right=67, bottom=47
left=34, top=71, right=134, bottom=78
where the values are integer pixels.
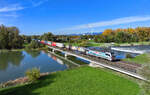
left=105, top=52, right=116, bottom=61
left=110, top=52, right=116, bottom=61
left=105, top=52, right=112, bottom=61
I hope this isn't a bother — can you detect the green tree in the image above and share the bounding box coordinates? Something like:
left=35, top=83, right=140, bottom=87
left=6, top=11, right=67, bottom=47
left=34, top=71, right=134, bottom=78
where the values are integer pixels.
left=26, top=40, right=42, bottom=49
left=40, top=32, right=53, bottom=41
left=0, top=25, right=23, bottom=49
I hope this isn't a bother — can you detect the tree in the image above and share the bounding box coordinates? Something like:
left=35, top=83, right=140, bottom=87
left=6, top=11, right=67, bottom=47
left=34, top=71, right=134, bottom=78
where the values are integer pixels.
left=0, top=25, right=23, bottom=49
left=115, top=31, right=130, bottom=43
left=102, top=29, right=113, bottom=36
left=40, top=32, right=53, bottom=41
left=26, top=40, right=42, bottom=49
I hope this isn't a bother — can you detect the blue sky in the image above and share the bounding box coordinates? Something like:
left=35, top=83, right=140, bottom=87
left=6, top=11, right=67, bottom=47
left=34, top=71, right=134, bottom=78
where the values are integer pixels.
left=0, top=0, right=150, bottom=35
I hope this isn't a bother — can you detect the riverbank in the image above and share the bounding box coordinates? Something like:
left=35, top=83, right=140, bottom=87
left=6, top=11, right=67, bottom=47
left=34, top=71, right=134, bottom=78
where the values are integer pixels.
left=0, top=72, right=51, bottom=88
left=0, top=49, right=24, bottom=52
left=123, top=53, right=150, bottom=64
left=0, top=47, right=48, bottom=52
left=0, top=66, right=140, bottom=95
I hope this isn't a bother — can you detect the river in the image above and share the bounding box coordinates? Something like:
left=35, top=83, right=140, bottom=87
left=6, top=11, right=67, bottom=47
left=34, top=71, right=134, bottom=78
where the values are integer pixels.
left=111, top=45, right=150, bottom=54
left=0, top=50, right=76, bottom=83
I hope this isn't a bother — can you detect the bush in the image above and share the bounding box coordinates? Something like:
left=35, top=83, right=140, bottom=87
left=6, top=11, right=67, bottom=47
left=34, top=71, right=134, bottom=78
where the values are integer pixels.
left=126, top=53, right=133, bottom=58
left=130, top=43, right=134, bottom=46
left=25, top=68, right=40, bottom=82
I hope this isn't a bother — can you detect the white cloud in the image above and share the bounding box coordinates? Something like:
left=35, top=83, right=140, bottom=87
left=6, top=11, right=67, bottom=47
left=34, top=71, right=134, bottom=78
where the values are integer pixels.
left=0, top=4, right=25, bottom=12
left=0, top=0, right=49, bottom=13
left=30, top=0, right=48, bottom=7
left=63, top=16, right=150, bottom=30
left=0, top=13, right=18, bottom=18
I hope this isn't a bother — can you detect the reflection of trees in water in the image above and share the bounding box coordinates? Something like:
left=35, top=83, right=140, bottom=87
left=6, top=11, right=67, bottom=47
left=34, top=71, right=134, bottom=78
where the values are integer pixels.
left=25, top=50, right=41, bottom=58
left=0, top=51, right=25, bottom=70
left=48, top=53, right=76, bottom=69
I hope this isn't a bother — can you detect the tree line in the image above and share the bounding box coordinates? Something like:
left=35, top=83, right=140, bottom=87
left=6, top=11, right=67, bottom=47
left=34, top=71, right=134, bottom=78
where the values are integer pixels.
left=94, top=27, right=150, bottom=43
left=1, top=24, right=150, bottom=50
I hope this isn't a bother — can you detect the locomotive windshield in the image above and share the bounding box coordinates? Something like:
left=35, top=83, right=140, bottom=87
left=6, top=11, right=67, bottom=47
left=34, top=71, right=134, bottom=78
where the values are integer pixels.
left=106, top=54, right=110, bottom=56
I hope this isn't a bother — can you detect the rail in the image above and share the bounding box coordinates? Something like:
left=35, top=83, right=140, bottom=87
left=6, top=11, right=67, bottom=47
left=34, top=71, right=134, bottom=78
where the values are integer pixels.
left=48, top=46, right=146, bottom=81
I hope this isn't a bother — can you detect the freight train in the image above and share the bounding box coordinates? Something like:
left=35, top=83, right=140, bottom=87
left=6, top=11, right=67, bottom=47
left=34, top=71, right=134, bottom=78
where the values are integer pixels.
left=35, top=40, right=115, bottom=61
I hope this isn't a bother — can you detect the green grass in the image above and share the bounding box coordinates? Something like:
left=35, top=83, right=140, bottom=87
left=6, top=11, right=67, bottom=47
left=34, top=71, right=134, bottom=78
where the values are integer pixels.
left=65, top=42, right=109, bottom=47
left=0, top=66, right=140, bottom=95
left=123, top=53, right=150, bottom=64
left=88, top=41, right=150, bottom=47
left=86, top=42, right=106, bottom=47
left=65, top=41, right=150, bottom=47
left=64, top=43, right=79, bottom=46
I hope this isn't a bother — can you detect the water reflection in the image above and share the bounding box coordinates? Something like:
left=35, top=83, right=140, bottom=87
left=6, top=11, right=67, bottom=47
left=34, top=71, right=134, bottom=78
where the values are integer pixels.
left=48, top=53, right=64, bottom=65
left=0, top=51, right=24, bottom=70
left=47, top=53, right=78, bottom=69
left=0, top=51, right=72, bottom=83
left=25, top=50, right=41, bottom=58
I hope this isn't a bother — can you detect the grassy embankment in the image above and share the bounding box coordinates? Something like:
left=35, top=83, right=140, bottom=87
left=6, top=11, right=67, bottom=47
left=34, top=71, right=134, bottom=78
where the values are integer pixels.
left=65, top=40, right=150, bottom=47
left=0, top=66, right=140, bottom=95
left=65, top=41, right=108, bottom=47
left=123, top=53, right=150, bottom=64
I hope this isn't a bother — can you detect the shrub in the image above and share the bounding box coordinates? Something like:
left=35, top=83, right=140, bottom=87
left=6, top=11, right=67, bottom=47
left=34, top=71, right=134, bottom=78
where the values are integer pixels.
left=25, top=68, right=40, bottom=82
left=126, top=53, right=133, bottom=58
left=130, top=43, right=134, bottom=46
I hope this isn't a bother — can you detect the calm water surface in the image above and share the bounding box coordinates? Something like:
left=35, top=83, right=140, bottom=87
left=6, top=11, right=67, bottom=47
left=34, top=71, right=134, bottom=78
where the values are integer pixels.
left=0, top=50, right=74, bottom=83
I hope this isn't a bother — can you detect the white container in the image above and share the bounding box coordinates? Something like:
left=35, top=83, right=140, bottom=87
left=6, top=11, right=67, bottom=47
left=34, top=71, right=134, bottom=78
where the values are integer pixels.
left=71, top=46, right=78, bottom=50
left=78, top=47, right=86, bottom=52
left=56, top=43, right=64, bottom=48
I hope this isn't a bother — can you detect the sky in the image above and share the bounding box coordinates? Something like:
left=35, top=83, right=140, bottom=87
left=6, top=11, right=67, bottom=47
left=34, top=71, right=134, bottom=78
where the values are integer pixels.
left=0, top=0, right=150, bottom=35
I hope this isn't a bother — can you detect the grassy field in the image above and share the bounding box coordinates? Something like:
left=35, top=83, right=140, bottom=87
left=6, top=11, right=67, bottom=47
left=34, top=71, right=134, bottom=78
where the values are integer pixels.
left=0, top=66, right=140, bottom=95
left=116, top=41, right=150, bottom=46
left=65, top=42, right=111, bottom=47
left=88, top=41, right=150, bottom=47
left=65, top=41, right=150, bottom=47
left=123, top=53, right=150, bottom=64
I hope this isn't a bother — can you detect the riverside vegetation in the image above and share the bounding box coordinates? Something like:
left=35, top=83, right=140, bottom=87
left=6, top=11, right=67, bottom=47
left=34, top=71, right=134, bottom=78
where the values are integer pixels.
left=1, top=24, right=150, bottom=49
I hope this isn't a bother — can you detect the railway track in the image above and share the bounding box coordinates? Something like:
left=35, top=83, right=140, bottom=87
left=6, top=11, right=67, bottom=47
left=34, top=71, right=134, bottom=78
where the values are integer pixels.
left=48, top=46, right=146, bottom=80
left=63, top=49, right=141, bottom=73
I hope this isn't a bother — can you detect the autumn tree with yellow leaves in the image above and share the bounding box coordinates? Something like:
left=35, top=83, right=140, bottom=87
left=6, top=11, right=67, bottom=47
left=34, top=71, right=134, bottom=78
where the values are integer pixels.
left=94, top=27, right=150, bottom=43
